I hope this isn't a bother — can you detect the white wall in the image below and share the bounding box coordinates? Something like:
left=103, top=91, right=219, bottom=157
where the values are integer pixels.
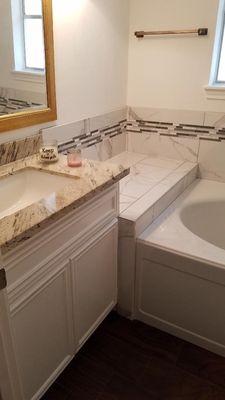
left=127, top=0, right=224, bottom=112
left=0, top=0, right=129, bottom=143
left=53, top=0, right=129, bottom=124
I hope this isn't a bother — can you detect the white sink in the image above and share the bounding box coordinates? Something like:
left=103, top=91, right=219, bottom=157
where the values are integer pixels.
left=0, top=169, right=75, bottom=218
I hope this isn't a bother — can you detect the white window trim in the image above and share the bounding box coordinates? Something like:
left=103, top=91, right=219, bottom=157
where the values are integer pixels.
left=205, top=0, right=225, bottom=99
left=204, top=84, right=225, bottom=100
left=11, top=0, right=45, bottom=76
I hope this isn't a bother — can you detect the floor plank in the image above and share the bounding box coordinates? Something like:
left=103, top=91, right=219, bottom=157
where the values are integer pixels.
left=42, top=312, right=225, bottom=400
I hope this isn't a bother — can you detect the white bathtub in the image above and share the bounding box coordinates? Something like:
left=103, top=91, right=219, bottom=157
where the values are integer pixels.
left=136, top=179, right=225, bottom=357
left=139, top=179, right=225, bottom=267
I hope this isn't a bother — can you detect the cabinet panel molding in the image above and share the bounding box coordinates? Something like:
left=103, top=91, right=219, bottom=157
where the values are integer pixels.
left=71, top=220, right=118, bottom=348
left=11, top=262, right=74, bottom=400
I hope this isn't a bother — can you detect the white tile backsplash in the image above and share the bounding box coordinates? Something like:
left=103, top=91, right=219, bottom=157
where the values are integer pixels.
left=127, top=132, right=199, bottom=163
left=90, top=108, right=127, bottom=131
left=204, top=112, right=225, bottom=128
left=42, top=119, right=84, bottom=144
left=128, top=107, right=205, bottom=125
left=42, top=108, right=127, bottom=145
left=41, top=106, right=225, bottom=185
left=198, top=140, right=225, bottom=182
left=82, top=133, right=127, bottom=161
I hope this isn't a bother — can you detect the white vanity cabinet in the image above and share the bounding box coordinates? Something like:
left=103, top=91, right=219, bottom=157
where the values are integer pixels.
left=71, top=221, right=118, bottom=349
left=3, top=185, right=119, bottom=400
left=9, top=260, right=74, bottom=400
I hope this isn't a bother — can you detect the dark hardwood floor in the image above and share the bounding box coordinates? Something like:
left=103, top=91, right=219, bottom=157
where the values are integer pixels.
left=42, top=312, right=225, bottom=399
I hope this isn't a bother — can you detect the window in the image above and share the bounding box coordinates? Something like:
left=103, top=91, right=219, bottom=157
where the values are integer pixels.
left=210, top=0, right=225, bottom=85
left=11, top=0, right=45, bottom=73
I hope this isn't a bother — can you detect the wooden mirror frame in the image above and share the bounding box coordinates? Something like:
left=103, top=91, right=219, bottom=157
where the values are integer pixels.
left=0, top=0, right=57, bottom=134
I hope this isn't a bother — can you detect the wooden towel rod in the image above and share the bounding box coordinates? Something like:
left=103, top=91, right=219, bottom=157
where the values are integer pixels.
left=135, top=28, right=208, bottom=38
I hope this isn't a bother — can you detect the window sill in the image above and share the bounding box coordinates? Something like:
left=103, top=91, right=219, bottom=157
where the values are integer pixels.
left=11, top=70, right=45, bottom=84
left=204, top=85, right=225, bottom=100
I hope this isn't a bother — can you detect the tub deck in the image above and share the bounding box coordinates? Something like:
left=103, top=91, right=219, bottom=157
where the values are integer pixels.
left=109, top=151, right=198, bottom=235
left=138, top=178, right=225, bottom=269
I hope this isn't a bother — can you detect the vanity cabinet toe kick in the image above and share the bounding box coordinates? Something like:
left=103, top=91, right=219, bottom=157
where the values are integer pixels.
left=2, top=184, right=119, bottom=400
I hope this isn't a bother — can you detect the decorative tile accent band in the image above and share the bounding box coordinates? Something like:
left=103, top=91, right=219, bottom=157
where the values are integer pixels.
left=126, top=119, right=225, bottom=142
left=58, top=120, right=127, bottom=153
left=58, top=117, right=225, bottom=155
left=1, top=107, right=224, bottom=168
left=0, top=96, right=43, bottom=116
left=0, top=134, right=43, bottom=166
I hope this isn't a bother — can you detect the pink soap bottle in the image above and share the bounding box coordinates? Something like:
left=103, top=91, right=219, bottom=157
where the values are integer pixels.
left=67, top=148, right=82, bottom=167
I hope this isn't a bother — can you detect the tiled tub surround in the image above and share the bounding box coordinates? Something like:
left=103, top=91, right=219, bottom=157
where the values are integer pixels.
left=108, top=152, right=196, bottom=216
left=0, top=154, right=129, bottom=254
left=44, top=106, right=225, bottom=184
left=136, top=179, right=225, bottom=356
left=43, top=108, right=128, bottom=155
left=128, top=106, right=225, bottom=131
left=126, top=127, right=225, bottom=183
left=108, top=151, right=198, bottom=316
left=0, top=108, right=127, bottom=167
left=126, top=106, right=225, bottom=183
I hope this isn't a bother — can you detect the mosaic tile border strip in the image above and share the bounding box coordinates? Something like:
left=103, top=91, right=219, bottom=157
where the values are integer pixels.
left=126, top=119, right=225, bottom=142
left=0, top=96, right=43, bottom=116
left=58, top=120, right=127, bottom=153
left=58, top=116, right=225, bottom=155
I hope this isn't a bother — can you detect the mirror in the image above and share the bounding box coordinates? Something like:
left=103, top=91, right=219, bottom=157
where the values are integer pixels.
left=0, top=0, right=56, bottom=133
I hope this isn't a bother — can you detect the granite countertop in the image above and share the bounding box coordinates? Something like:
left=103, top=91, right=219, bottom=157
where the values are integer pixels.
left=0, top=154, right=129, bottom=254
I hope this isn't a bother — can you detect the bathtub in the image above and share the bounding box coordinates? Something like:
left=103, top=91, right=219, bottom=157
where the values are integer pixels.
left=136, top=179, right=225, bottom=356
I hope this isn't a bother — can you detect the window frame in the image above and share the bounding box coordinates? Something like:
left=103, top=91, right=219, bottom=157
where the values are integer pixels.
left=11, top=0, right=45, bottom=75
left=210, top=0, right=225, bottom=86
left=21, top=0, right=45, bottom=72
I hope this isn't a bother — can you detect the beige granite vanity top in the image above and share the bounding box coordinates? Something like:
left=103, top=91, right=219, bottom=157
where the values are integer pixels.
left=0, top=154, right=129, bottom=254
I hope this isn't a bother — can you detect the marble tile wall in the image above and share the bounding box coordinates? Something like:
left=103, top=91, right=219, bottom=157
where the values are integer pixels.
left=43, top=108, right=128, bottom=161
left=128, top=106, right=225, bottom=130
left=1, top=105, right=224, bottom=179
left=0, top=133, right=42, bottom=167
left=43, top=108, right=127, bottom=146
left=127, top=132, right=199, bottom=163
left=127, top=107, right=225, bottom=140
left=127, top=107, right=225, bottom=183
left=0, top=108, right=127, bottom=168
left=198, top=140, right=225, bottom=182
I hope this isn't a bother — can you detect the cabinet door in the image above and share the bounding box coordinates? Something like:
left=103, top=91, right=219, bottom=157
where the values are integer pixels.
left=0, top=289, right=23, bottom=400
left=72, top=221, right=118, bottom=349
left=10, top=261, right=74, bottom=400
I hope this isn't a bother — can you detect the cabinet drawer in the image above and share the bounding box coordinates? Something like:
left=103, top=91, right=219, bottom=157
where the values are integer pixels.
left=5, top=185, right=118, bottom=289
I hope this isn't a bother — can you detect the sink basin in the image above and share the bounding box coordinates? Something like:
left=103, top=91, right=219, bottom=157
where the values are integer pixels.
left=0, top=169, right=75, bottom=218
